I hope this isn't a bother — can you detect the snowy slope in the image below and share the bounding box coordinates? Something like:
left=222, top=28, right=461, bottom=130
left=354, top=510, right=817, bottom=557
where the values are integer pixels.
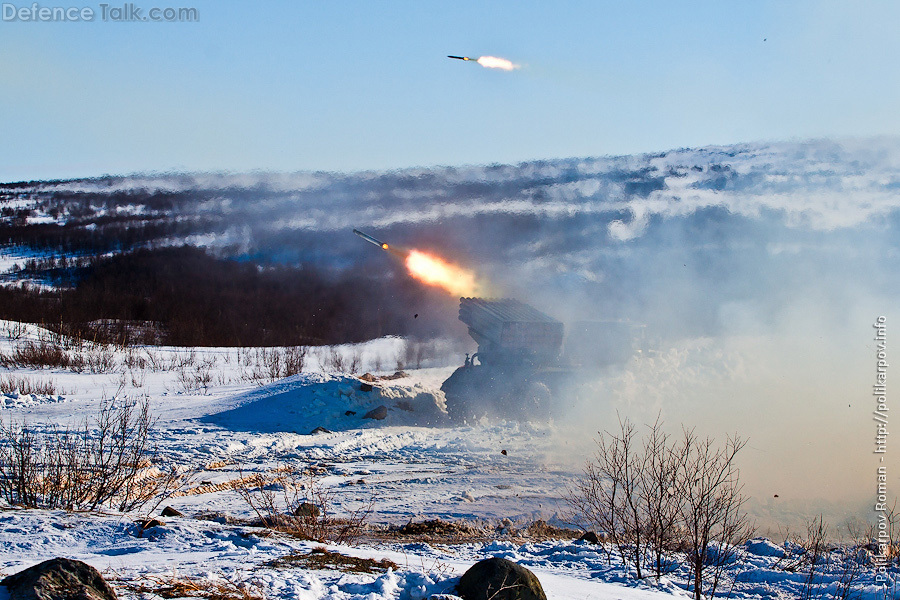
left=0, top=326, right=896, bottom=599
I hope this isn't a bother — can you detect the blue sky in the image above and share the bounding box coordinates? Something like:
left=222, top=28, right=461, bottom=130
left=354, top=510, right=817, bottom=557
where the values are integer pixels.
left=1, top=0, right=899, bottom=181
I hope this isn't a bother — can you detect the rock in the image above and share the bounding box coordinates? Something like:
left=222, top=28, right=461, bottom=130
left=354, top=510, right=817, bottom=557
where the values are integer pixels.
left=381, top=370, right=407, bottom=380
left=363, top=405, right=388, bottom=420
left=1, top=557, right=118, bottom=600
left=293, top=502, right=321, bottom=518
left=577, top=531, right=601, bottom=544
left=457, top=557, right=546, bottom=600
left=359, top=373, right=378, bottom=382
left=345, top=410, right=357, bottom=416
left=309, top=426, right=332, bottom=434
left=359, top=382, right=374, bottom=392
left=160, top=506, right=183, bottom=518
left=137, top=518, right=165, bottom=530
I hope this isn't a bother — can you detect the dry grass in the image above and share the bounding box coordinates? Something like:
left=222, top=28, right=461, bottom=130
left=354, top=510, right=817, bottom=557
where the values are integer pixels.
left=383, top=519, right=493, bottom=544
left=0, top=340, right=117, bottom=373
left=267, top=547, right=397, bottom=574
left=0, top=397, right=181, bottom=512
left=172, top=474, right=263, bottom=497
left=236, top=467, right=372, bottom=544
left=375, top=518, right=582, bottom=545
left=117, top=574, right=265, bottom=600
left=0, top=375, right=64, bottom=396
left=525, top=519, right=582, bottom=540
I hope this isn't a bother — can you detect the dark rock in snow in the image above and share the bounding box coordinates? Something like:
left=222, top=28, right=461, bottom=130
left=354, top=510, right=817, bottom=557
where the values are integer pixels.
left=293, top=502, right=321, bottom=518
left=137, top=518, right=165, bottom=531
left=457, top=557, right=546, bottom=600
left=160, top=506, right=184, bottom=518
left=363, top=405, right=388, bottom=420
left=359, top=382, right=374, bottom=392
left=345, top=410, right=357, bottom=416
left=578, top=531, right=602, bottom=544
left=310, top=426, right=332, bottom=434
left=1, top=557, right=118, bottom=600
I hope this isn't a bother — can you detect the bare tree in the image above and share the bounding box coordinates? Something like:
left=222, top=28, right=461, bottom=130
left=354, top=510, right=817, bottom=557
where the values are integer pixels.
left=677, top=429, right=754, bottom=600
left=569, top=417, right=753, bottom=593
left=640, top=417, right=688, bottom=580
left=568, top=416, right=651, bottom=579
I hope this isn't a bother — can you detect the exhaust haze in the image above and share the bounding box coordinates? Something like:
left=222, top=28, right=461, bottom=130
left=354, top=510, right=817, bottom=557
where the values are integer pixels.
left=3, top=137, right=898, bottom=527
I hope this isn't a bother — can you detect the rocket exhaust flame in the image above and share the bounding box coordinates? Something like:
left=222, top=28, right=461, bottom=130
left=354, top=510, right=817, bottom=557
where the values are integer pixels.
left=405, top=250, right=484, bottom=297
left=353, top=228, right=486, bottom=296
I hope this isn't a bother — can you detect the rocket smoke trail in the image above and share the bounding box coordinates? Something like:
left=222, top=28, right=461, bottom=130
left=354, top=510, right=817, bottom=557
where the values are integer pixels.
left=448, top=55, right=519, bottom=71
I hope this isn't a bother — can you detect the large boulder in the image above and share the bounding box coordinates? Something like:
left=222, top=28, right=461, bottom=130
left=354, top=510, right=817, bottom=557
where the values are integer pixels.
left=293, top=502, right=321, bottom=518
left=160, top=506, right=183, bottom=518
left=457, top=557, right=546, bottom=600
left=363, top=405, right=388, bottom=420
left=1, top=558, right=117, bottom=600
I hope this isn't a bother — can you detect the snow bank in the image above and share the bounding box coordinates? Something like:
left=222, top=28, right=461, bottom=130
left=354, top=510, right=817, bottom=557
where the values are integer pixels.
left=1, top=392, right=68, bottom=409
left=201, top=373, right=449, bottom=434
left=745, top=537, right=786, bottom=558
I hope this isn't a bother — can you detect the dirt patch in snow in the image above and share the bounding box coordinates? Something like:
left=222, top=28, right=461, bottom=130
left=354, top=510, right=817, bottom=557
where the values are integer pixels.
left=267, top=547, right=398, bottom=574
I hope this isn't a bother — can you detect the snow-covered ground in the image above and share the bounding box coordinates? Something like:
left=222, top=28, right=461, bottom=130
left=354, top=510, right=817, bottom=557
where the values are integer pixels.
left=0, top=322, right=897, bottom=599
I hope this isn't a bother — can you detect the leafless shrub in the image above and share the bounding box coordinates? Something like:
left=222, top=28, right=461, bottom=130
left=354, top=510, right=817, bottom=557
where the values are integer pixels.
left=843, top=516, right=875, bottom=549
left=568, top=416, right=653, bottom=579
left=0, top=375, right=63, bottom=396
left=5, top=340, right=71, bottom=369
left=282, top=346, right=307, bottom=377
left=347, top=349, right=362, bottom=374
left=799, top=515, right=830, bottom=600
left=400, top=337, right=435, bottom=370
left=123, top=349, right=148, bottom=371
left=832, top=561, right=864, bottom=600
left=879, top=500, right=900, bottom=563
left=641, top=417, right=689, bottom=579
left=3, top=321, right=28, bottom=341
left=568, top=416, right=753, bottom=596
left=0, top=397, right=179, bottom=511
left=677, top=428, right=753, bottom=600
left=237, top=466, right=371, bottom=544
left=143, top=348, right=177, bottom=372
left=178, top=362, right=214, bottom=394
left=325, top=347, right=346, bottom=373
left=242, top=347, right=308, bottom=383
left=126, top=368, right=146, bottom=389
left=83, top=345, right=117, bottom=373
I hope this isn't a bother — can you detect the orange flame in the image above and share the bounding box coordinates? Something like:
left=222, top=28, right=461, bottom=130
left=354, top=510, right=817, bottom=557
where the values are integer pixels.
left=477, top=56, right=519, bottom=71
left=405, top=250, right=484, bottom=297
